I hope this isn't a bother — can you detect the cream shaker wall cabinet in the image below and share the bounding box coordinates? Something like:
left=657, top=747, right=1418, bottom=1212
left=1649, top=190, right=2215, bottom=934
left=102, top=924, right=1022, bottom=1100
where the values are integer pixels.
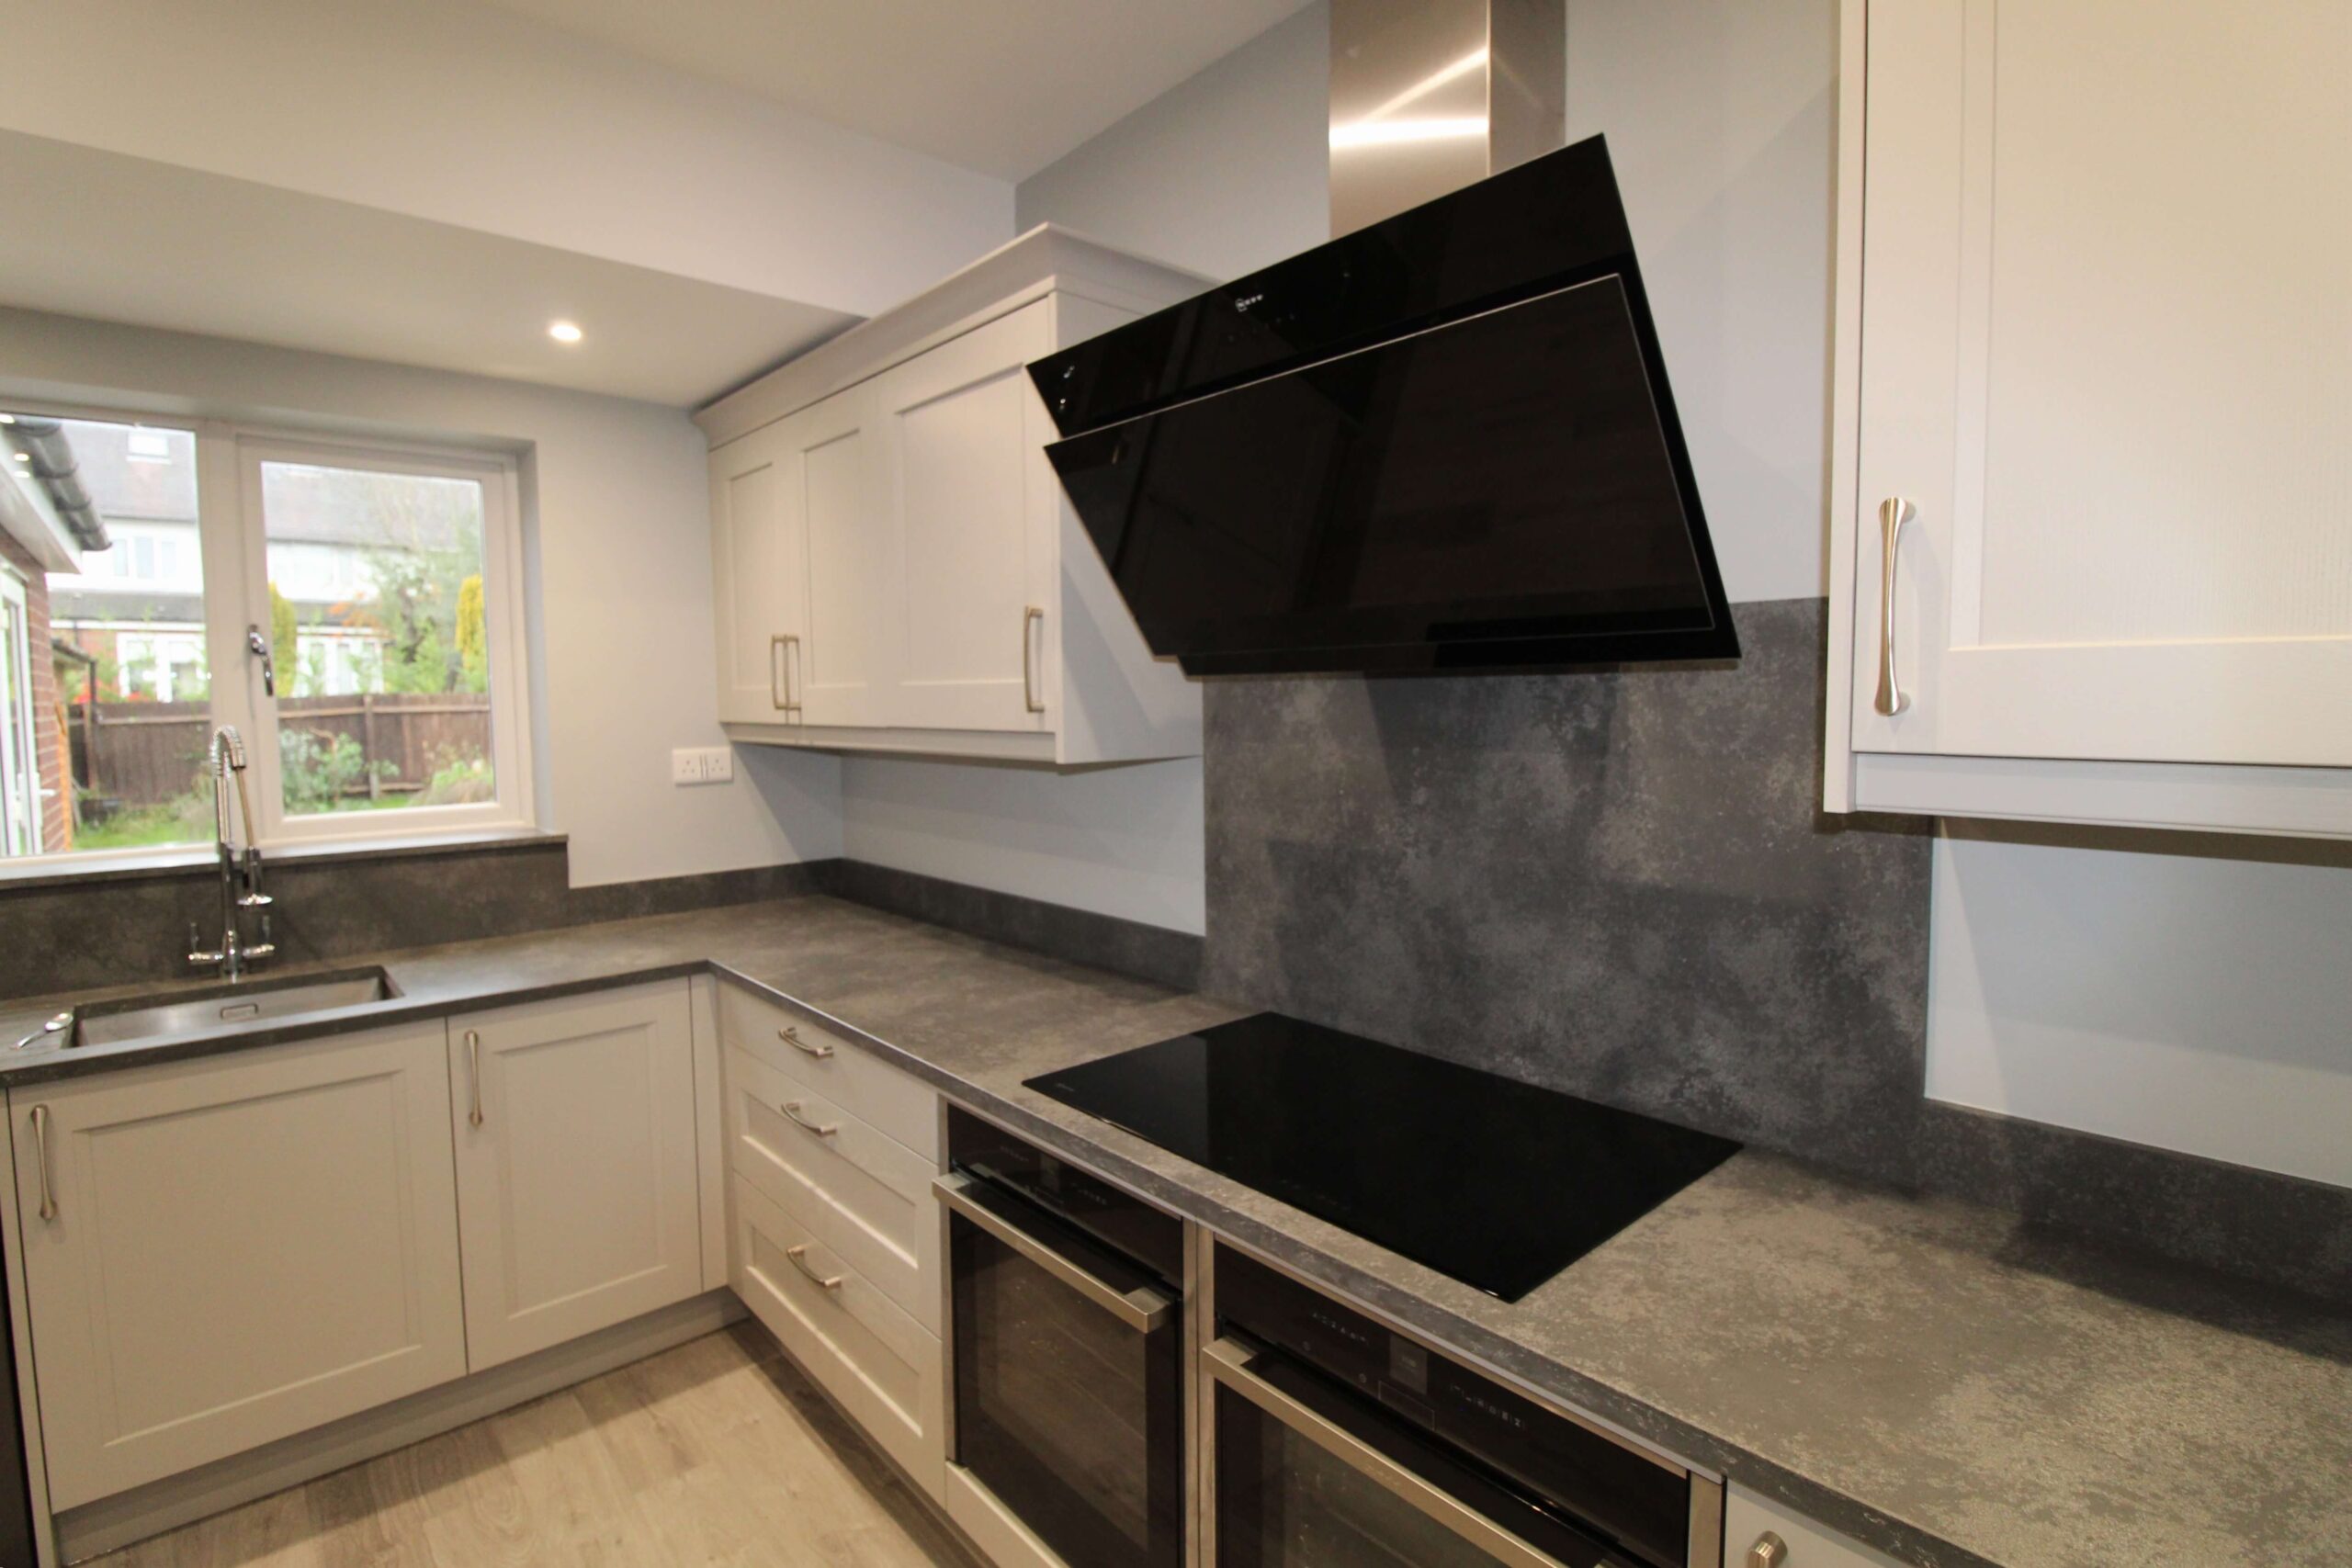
left=698, top=226, right=1206, bottom=765
left=1824, top=0, right=2352, bottom=835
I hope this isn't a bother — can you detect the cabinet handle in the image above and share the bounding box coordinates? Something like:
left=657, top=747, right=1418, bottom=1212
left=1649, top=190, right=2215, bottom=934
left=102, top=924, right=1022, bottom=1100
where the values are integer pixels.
left=1022, top=605, right=1045, bottom=715
left=785, top=1244, right=843, bottom=1291
left=30, top=1105, right=55, bottom=1222
left=1747, top=1531, right=1789, bottom=1568
left=465, top=1029, right=483, bottom=1128
left=780, top=1100, right=837, bottom=1138
left=1873, top=496, right=1915, bottom=716
left=779, top=1024, right=833, bottom=1060
left=770, top=634, right=802, bottom=716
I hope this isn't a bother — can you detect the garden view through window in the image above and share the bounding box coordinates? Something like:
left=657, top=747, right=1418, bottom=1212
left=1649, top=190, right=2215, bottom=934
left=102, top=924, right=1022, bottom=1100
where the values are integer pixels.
left=258, top=460, right=495, bottom=819
left=0, top=409, right=521, bottom=861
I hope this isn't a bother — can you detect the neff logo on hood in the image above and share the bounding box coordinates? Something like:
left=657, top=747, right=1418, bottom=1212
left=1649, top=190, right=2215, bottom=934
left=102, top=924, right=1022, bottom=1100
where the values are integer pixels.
left=1233, top=292, right=1267, bottom=312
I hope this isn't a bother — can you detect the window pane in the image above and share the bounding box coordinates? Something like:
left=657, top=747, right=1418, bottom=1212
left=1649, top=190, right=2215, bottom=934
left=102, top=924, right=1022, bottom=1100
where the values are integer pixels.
left=257, top=462, right=494, bottom=818
left=1, top=412, right=214, bottom=857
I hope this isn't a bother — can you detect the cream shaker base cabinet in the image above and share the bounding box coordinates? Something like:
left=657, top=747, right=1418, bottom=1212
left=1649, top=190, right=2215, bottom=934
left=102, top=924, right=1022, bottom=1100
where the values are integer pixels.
left=1826, top=0, right=2352, bottom=835
left=449, top=982, right=704, bottom=1372
left=9, top=1026, right=468, bottom=1510
left=703, top=225, right=1206, bottom=766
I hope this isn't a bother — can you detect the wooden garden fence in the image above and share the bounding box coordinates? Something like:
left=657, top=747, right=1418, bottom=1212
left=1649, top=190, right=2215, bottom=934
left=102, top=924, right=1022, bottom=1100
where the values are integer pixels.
left=68, top=694, right=492, bottom=808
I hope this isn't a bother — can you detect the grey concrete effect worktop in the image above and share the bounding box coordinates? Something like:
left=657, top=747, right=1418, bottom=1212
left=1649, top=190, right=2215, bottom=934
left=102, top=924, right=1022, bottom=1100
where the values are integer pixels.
left=4, top=897, right=2347, bottom=1568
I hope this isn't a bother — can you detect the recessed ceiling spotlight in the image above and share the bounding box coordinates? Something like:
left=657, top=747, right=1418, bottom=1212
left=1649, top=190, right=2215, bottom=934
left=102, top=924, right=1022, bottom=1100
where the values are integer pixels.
left=11, top=452, right=28, bottom=462
left=548, top=320, right=584, bottom=344
left=0, top=412, right=15, bottom=424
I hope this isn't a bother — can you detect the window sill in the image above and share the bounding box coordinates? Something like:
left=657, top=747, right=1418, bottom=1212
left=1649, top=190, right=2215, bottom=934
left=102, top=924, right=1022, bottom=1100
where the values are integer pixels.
left=0, top=828, right=566, bottom=893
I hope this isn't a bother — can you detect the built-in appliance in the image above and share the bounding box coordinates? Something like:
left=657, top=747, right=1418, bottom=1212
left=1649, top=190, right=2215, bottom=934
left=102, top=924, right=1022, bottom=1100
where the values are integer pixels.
left=1027, top=131, right=1733, bottom=677
left=1025, top=1012, right=1738, bottom=1303
left=1210, top=1246, right=1723, bottom=1568
left=938, top=1108, right=1186, bottom=1567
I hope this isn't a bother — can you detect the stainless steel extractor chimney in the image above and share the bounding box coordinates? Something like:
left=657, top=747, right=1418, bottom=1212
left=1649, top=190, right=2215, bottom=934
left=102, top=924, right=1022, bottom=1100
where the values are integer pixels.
left=1329, top=0, right=1566, bottom=235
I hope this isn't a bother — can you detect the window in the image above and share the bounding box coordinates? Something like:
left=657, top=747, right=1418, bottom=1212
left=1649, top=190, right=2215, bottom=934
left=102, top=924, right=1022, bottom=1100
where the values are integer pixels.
left=0, top=407, right=531, bottom=863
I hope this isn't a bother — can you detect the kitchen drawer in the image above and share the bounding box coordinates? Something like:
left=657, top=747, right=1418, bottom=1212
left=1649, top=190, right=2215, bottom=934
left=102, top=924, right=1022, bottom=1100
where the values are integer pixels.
left=732, top=1174, right=944, bottom=1501
left=724, top=1043, right=939, bottom=1332
left=718, top=981, right=938, bottom=1155
left=1724, top=1484, right=1902, bottom=1568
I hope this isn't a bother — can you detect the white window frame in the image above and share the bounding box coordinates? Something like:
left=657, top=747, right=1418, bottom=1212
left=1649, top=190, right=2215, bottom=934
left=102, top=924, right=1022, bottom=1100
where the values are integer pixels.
left=0, top=398, right=537, bottom=871
left=232, top=434, right=532, bottom=844
left=0, top=567, right=40, bottom=857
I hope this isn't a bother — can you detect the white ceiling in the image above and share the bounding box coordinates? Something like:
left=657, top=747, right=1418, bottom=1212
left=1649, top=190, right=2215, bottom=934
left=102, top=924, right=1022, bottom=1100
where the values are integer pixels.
left=0, top=131, right=858, bottom=406
left=469, top=0, right=1317, bottom=178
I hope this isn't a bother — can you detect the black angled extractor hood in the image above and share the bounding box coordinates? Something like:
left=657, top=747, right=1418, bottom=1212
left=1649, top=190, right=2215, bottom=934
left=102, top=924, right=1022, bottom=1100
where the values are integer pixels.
left=1027, top=135, right=1736, bottom=677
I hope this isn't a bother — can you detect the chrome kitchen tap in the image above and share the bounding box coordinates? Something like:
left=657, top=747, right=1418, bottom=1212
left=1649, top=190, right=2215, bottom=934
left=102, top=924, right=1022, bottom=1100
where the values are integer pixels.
left=188, top=726, right=276, bottom=979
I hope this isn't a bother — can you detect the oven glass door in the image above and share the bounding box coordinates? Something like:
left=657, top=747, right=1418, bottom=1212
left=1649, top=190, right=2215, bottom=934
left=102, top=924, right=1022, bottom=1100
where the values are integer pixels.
left=946, top=1180, right=1183, bottom=1568
left=1210, top=1340, right=1643, bottom=1568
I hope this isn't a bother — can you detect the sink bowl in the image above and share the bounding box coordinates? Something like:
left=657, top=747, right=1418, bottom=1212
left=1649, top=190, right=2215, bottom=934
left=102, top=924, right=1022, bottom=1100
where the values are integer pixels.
left=67, top=967, right=402, bottom=1050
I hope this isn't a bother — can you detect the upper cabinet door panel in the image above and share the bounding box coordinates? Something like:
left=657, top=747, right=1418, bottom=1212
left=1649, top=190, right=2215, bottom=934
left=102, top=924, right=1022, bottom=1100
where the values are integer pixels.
left=710, top=424, right=805, bottom=725
left=876, top=300, right=1057, bottom=733
left=1853, top=1, right=2350, bottom=766
left=796, top=388, right=896, bottom=728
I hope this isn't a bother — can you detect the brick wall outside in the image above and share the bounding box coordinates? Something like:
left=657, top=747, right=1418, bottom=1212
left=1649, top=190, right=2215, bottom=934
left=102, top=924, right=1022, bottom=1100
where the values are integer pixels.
left=0, top=529, right=71, bottom=852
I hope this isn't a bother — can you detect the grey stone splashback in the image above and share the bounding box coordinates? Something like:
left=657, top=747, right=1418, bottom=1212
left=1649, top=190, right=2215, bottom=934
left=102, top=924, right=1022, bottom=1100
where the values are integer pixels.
left=0, top=837, right=820, bottom=1001
left=1204, top=596, right=1937, bottom=1184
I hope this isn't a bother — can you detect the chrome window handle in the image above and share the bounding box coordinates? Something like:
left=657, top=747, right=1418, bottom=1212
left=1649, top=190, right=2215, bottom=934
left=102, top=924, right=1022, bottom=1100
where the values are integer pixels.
left=785, top=1244, right=842, bottom=1291
left=30, top=1105, right=55, bottom=1221
left=780, top=1100, right=837, bottom=1137
left=1022, top=605, right=1045, bottom=714
left=245, top=624, right=276, bottom=698
left=465, top=1029, right=483, bottom=1127
left=779, top=1024, right=832, bottom=1060
left=1873, top=496, right=1915, bottom=716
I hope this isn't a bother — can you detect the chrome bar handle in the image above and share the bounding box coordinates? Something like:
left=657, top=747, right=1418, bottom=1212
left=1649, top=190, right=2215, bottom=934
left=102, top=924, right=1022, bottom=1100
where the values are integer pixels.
left=1873, top=496, right=1915, bottom=716
left=1205, top=1338, right=1571, bottom=1568
left=30, top=1105, right=55, bottom=1222
left=933, top=1173, right=1172, bottom=1332
left=781, top=635, right=803, bottom=716
left=1747, top=1532, right=1789, bottom=1568
left=785, top=1244, right=843, bottom=1291
left=465, top=1029, right=483, bottom=1127
left=779, top=1024, right=833, bottom=1060
left=780, top=1100, right=837, bottom=1138
left=1022, top=605, right=1045, bottom=715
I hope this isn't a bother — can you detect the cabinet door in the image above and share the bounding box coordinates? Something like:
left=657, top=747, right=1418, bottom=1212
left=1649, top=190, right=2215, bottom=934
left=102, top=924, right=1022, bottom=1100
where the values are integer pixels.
left=450, top=983, right=703, bottom=1371
left=1851, top=1, right=2350, bottom=767
left=710, top=421, right=806, bottom=724
left=11, top=1027, right=466, bottom=1509
left=874, top=300, right=1057, bottom=733
left=794, top=387, right=897, bottom=727
left=1724, top=1484, right=1902, bottom=1568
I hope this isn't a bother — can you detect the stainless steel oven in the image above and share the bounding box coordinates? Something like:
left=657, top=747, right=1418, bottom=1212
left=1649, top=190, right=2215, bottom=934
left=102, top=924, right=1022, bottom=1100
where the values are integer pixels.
left=1208, top=1247, right=1723, bottom=1568
left=938, top=1107, right=1187, bottom=1568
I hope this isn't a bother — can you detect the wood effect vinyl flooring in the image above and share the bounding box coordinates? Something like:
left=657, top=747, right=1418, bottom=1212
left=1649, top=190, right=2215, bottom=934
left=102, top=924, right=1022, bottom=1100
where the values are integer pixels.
left=89, top=1322, right=983, bottom=1568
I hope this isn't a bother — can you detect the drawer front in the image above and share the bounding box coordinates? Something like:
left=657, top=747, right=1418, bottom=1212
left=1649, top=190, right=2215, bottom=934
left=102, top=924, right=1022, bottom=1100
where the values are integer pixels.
left=732, top=1175, right=944, bottom=1501
left=725, top=1044, right=939, bottom=1331
left=719, top=981, right=938, bottom=1155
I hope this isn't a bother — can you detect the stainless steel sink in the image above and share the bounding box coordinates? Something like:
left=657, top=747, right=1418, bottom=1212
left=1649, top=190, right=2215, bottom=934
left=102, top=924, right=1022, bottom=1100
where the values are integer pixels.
left=66, top=967, right=402, bottom=1050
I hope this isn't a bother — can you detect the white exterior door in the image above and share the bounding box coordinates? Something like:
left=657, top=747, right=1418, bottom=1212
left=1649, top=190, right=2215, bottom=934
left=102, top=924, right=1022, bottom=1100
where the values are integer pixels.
left=793, top=388, right=896, bottom=727
left=874, top=300, right=1057, bottom=733
left=11, top=1027, right=467, bottom=1508
left=710, top=421, right=807, bottom=725
left=449, top=982, right=703, bottom=1371
left=0, top=570, right=38, bottom=855
left=1851, top=1, right=2350, bottom=767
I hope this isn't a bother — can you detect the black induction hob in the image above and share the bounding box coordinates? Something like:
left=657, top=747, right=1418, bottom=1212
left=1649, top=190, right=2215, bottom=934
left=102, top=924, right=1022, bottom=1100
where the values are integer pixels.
left=1025, top=1012, right=1739, bottom=1303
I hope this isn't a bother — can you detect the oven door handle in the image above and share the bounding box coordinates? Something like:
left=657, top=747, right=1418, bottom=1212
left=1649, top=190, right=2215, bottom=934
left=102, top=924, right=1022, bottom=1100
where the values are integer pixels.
left=1205, top=1337, right=1587, bottom=1568
left=934, top=1173, right=1173, bottom=1333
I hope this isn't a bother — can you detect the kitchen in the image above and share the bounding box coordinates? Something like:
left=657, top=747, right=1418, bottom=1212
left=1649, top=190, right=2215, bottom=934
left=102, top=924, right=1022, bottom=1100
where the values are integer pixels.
left=0, top=2, right=2346, bottom=1566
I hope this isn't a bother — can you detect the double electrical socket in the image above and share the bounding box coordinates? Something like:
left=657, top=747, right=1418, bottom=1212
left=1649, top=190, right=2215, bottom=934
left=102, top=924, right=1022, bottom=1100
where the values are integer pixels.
left=669, top=747, right=736, bottom=785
